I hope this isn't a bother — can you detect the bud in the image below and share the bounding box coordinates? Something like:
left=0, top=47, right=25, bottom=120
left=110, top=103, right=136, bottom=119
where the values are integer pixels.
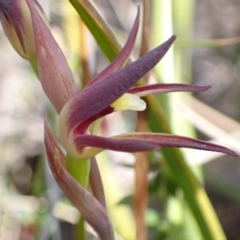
left=0, top=0, right=47, bottom=60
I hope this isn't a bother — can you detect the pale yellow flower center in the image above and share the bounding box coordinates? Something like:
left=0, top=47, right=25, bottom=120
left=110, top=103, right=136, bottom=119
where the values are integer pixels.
left=111, top=93, right=146, bottom=111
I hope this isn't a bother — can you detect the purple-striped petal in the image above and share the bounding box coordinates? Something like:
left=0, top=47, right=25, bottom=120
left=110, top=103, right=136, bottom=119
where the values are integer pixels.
left=27, top=0, right=78, bottom=113
left=128, top=84, right=211, bottom=97
left=87, top=6, right=140, bottom=87
left=44, top=119, right=114, bottom=240
left=73, top=133, right=237, bottom=159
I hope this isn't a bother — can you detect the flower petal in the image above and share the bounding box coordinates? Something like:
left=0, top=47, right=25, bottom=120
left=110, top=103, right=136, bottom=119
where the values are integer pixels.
left=128, top=84, right=211, bottom=97
left=87, top=6, right=140, bottom=87
left=27, top=0, right=78, bottom=113
left=59, top=105, right=113, bottom=157
left=90, top=157, right=106, bottom=208
left=72, top=132, right=237, bottom=159
left=60, top=35, right=176, bottom=138
left=44, top=119, right=114, bottom=239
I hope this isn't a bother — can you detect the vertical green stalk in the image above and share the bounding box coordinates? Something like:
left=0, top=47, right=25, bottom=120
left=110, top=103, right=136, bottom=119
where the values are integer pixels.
left=30, top=58, right=38, bottom=76
left=152, top=2, right=182, bottom=238
left=152, top=0, right=226, bottom=239
left=66, top=155, right=91, bottom=240
left=172, top=0, right=196, bottom=137
left=66, top=155, right=90, bottom=188
left=172, top=1, right=203, bottom=239
left=152, top=0, right=174, bottom=119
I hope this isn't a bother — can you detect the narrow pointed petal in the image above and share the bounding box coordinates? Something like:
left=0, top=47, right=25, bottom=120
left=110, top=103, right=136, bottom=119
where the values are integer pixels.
left=128, top=84, right=211, bottom=97
left=87, top=6, right=140, bottom=87
left=27, top=0, right=78, bottom=113
left=73, top=133, right=237, bottom=159
left=60, top=35, right=176, bottom=137
left=90, top=157, right=106, bottom=208
left=44, top=119, right=114, bottom=240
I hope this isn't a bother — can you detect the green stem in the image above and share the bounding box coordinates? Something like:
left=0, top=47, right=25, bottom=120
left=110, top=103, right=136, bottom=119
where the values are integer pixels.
left=66, top=155, right=90, bottom=187
left=30, top=58, right=39, bottom=76
left=66, top=155, right=91, bottom=240
left=76, top=216, right=86, bottom=240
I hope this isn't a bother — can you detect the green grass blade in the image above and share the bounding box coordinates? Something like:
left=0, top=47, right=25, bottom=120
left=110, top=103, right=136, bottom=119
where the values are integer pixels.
left=68, top=0, right=120, bottom=61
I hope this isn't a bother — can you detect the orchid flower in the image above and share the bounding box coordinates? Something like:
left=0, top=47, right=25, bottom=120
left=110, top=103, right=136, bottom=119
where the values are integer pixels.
left=56, top=8, right=237, bottom=160
left=0, top=1, right=237, bottom=239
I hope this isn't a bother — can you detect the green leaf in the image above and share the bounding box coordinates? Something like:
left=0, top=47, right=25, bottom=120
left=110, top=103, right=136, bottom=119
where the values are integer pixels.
left=68, top=0, right=120, bottom=61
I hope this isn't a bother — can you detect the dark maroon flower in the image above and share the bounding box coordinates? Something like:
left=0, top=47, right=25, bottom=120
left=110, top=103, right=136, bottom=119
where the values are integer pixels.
left=56, top=7, right=237, bottom=159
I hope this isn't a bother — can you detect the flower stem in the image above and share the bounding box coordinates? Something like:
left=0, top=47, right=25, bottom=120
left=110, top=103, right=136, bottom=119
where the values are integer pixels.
left=66, top=154, right=91, bottom=240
